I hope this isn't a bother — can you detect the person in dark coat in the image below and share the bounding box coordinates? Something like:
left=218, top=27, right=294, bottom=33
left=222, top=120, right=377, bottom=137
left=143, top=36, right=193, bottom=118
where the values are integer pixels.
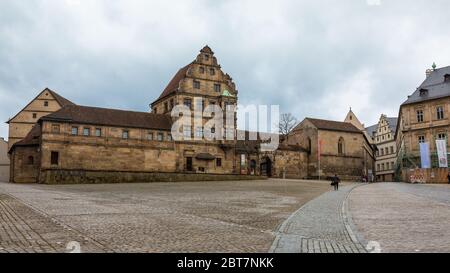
left=331, top=174, right=340, bottom=191
left=447, top=172, right=450, bottom=184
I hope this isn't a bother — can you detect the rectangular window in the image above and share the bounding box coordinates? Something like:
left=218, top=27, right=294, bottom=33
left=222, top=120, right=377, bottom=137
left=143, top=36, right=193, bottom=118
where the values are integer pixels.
left=438, top=133, right=446, bottom=140
left=417, top=110, right=424, bottom=123
left=381, top=163, right=385, bottom=171
left=147, top=132, right=153, bottom=141
left=391, top=162, right=395, bottom=170
left=95, top=128, right=102, bottom=137
left=169, top=99, right=174, bottom=110
left=52, top=124, right=60, bottom=133
left=390, top=146, right=394, bottom=154
left=216, top=158, right=222, bottom=167
left=199, top=67, right=205, bottom=74
left=186, top=157, right=193, bottom=171
left=83, top=128, right=90, bottom=136
left=195, top=127, right=203, bottom=138
left=377, top=164, right=380, bottom=171
left=51, top=151, right=59, bottom=165
left=210, top=68, right=215, bottom=76
left=214, top=84, right=221, bottom=92
left=381, top=149, right=384, bottom=156
left=184, top=98, right=192, bottom=109
left=71, top=127, right=78, bottom=135
left=385, top=147, right=388, bottom=155
left=204, top=54, right=209, bottom=61
left=183, top=126, right=191, bottom=139
left=32, top=113, right=37, bottom=119
left=167, top=134, right=172, bottom=141
left=122, top=130, right=129, bottom=139
left=193, top=80, right=201, bottom=89
left=418, top=136, right=425, bottom=143
left=44, top=101, right=49, bottom=107
left=164, top=102, right=168, bottom=112
left=437, top=106, right=444, bottom=120
left=157, top=132, right=164, bottom=141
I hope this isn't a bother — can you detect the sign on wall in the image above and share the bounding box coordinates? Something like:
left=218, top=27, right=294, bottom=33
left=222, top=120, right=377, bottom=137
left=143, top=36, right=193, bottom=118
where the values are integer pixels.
left=419, top=142, right=431, bottom=169
left=435, top=139, right=448, bottom=168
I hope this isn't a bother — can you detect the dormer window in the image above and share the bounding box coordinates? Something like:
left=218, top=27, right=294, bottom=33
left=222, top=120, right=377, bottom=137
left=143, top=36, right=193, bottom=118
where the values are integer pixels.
left=445, top=74, right=450, bottom=82
left=419, top=88, right=429, bottom=97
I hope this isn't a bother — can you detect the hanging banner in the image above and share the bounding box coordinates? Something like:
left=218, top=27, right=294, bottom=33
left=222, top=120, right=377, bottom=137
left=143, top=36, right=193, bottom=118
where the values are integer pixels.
left=420, top=142, right=431, bottom=169
left=436, top=139, right=448, bottom=168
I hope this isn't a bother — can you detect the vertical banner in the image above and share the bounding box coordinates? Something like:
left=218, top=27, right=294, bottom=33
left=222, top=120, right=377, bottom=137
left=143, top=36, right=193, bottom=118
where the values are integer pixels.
left=436, top=139, right=448, bottom=168
left=419, top=142, right=431, bottom=169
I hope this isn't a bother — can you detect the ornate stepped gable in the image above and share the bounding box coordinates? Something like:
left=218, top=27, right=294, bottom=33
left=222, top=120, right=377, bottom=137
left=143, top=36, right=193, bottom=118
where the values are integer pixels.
left=151, top=46, right=238, bottom=112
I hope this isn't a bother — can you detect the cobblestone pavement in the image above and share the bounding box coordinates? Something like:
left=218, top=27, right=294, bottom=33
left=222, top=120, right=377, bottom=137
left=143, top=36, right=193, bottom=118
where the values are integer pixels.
left=348, top=183, right=450, bottom=253
left=270, top=184, right=367, bottom=253
left=0, top=179, right=330, bottom=253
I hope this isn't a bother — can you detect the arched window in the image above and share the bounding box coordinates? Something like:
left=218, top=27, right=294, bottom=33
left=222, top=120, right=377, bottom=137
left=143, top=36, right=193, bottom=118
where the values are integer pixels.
left=27, top=156, right=34, bottom=165
left=338, top=137, right=345, bottom=155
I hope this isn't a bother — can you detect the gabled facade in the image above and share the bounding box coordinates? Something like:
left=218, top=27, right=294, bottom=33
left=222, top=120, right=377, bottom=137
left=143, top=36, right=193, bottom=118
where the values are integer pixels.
left=6, top=88, right=74, bottom=150
left=366, top=115, right=398, bottom=181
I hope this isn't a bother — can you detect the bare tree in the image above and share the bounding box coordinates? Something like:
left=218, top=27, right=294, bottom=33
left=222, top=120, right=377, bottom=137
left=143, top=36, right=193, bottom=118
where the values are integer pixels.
left=278, top=113, right=298, bottom=137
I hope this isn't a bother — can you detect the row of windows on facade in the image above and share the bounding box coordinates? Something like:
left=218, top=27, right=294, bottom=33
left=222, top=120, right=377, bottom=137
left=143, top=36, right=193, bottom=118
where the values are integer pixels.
left=376, top=146, right=395, bottom=157
left=26, top=151, right=59, bottom=166
left=418, top=133, right=447, bottom=144
left=52, top=124, right=234, bottom=141
left=161, top=97, right=235, bottom=113
left=416, top=106, right=445, bottom=123
left=61, top=125, right=172, bottom=141
left=376, top=133, right=393, bottom=142
left=198, top=66, right=216, bottom=76
left=377, top=161, right=395, bottom=172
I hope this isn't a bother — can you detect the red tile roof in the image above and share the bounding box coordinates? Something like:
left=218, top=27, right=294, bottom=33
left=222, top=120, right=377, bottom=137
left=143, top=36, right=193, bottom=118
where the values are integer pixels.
left=9, top=124, right=41, bottom=152
left=154, top=64, right=191, bottom=103
left=302, top=118, right=361, bottom=133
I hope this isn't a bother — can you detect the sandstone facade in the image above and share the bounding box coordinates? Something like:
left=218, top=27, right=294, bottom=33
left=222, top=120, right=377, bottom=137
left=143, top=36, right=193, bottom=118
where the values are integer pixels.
left=0, top=138, right=9, bottom=181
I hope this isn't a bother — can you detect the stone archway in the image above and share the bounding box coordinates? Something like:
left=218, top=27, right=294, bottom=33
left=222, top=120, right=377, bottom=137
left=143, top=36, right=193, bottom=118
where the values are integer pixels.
left=260, top=157, right=273, bottom=177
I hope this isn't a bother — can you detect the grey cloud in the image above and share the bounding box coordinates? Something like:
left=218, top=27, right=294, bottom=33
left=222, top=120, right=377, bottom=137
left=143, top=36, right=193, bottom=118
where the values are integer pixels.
left=1, top=0, right=450, bottom=138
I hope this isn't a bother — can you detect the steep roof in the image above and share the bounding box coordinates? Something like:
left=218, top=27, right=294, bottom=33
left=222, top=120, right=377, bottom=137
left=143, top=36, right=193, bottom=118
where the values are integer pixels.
left=303, top=118, right=361, bottom=133
left=365, top=117, right=398, bottom=137
left=41, top=105, right=173, bottom=130
left=6, top=88, right=75, bottom=124
left=9, top=124, right=41, bottom=152
left=153, top=64, right=191, bottom=103
left=402, top=66, right=450, bottom=106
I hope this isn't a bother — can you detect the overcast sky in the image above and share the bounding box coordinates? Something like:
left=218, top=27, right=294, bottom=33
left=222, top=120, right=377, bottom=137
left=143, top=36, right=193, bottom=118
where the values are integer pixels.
left=1, top=0, right=450, bottom=139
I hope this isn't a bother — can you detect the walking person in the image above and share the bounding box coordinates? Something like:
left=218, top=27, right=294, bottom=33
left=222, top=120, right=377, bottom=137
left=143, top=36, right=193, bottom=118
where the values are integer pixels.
left=447, top=172, right=450, bottom=184
left=331, top=174, right=340, bottom=191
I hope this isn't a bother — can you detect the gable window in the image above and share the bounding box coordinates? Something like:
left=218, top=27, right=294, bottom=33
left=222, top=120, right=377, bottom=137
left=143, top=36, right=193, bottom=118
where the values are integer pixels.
left=50, top=151, right=59, bottom=165
left=157, top=132, right=164, bottom=141
left=122, top=130, right=129, bottom=139
left=44, top=101, right=49, bottom=107
left=193, top=80, right=201, bottom=89
left=204, top=54, right=209, bottom=61
left=32, top=113, right=37, bottom=119
left=199, top=67, right=205, bottom=74
left=437, top=106, right=444, bottom=120
left=418, top=135, right=425, bottom=143
left=214, top=84, right=221, bottom=92
left=52, top=124, right=60, bottom=133
left=95, top=128, right=102, bottom=137
left=417, top=110, right=424, bottom=123
left=71, top=127, right=78, bottom=136
left=210, top=68, right=215, bottom=76
left=338, top=137, right=345, bottom=155
left=147, top=132, right=153, bottom=141
left=83, top=128, right=90, bottom=136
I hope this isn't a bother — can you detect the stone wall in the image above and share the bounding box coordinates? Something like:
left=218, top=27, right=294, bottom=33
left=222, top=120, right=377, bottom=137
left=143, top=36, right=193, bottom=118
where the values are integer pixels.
left=39, top=169, right=265, bottom=184
left=272, top=149, right=308, bottom=179
left=0, top=138, right=9, bottom=182
left=10, top=146, right=40, bottom=183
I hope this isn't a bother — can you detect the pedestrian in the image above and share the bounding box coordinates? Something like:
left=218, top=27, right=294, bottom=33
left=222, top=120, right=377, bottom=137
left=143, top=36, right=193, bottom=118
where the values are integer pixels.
left=331, top=174, right=340, bottom=191
left=447, top=172, right=450, bottom=184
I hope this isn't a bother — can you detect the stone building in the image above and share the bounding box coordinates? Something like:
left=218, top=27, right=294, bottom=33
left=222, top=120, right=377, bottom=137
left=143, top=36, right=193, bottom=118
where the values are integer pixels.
left=0, top=137, right=9, bottom=181
left=6, top=88, right=75, bottom=150
left=288, top=118, right=376, bottom=181
left=396, top=65, right=450, bottom=183
left=366, top=115, right=398, bottom=182
left=8, top=46, right=374, bottom=184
